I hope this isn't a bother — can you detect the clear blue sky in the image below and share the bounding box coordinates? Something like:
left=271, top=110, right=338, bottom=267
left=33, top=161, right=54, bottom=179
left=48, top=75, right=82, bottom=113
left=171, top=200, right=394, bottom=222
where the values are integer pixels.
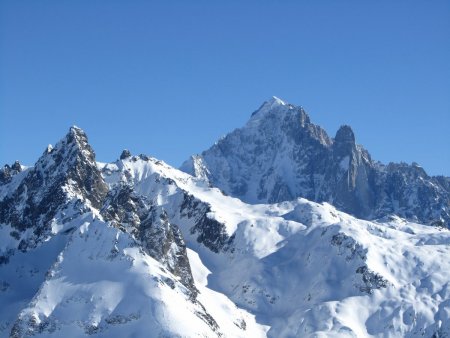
left=1, top=1, right=449, bottom=176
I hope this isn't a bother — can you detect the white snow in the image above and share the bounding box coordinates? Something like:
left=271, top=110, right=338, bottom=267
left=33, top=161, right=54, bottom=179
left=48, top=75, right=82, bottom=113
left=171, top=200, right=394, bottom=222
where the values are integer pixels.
left=6, top=216, right=258, bottom=337
left=99, top=156, right=450, bottom=337
left=1, top=145, right=450, bottom=337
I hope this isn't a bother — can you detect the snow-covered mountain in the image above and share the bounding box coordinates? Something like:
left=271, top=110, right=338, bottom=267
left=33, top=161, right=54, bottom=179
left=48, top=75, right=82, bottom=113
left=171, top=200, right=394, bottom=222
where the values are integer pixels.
left=181, top=97, right=450, bottom=228
left=1, top=117, right=450, bottom=337
left=0, top=128, right=264, bottom=338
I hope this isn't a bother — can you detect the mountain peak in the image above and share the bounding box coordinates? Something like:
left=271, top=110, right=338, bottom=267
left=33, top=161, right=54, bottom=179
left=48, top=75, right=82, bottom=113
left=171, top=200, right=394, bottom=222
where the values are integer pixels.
left=35, top=126, right=106, bottom=204
left=0, top=125, right=108, bottom=234
left=11, top=160, right=22, bottom=172
left=247, top=97, right=314, bottom=133
left=66, top=125, right=88, bottom=146
left=69, top=125, right=84, bottom=134
left=120, top=149, right=132, bottom=160
left=267, top=95, right=286, bottom=106
left=182, top=98, right=449, bottom=227
left=46, top=126, right=96, bottom=167
left=261, top=96, right=287, bottom=111
left=335, top=125, right=355, bottom=144
left=250, top=96, right=288, bottom=119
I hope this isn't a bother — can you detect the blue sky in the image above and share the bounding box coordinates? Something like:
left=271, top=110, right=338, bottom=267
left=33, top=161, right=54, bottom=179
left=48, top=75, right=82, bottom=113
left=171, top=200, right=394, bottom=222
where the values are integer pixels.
left=1, top=1, right=449, bottom=175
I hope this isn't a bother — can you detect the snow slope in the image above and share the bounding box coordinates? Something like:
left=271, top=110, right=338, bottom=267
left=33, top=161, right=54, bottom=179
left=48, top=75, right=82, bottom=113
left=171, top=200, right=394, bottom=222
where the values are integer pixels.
left=101, top=153, right=450, bottom=337
left=9, top=215, right=265, bottom=338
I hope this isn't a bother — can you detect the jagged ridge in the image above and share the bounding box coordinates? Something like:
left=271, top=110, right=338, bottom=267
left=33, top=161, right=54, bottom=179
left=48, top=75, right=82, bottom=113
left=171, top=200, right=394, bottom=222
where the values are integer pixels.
left=0, top=127, right=257, bottom=338
left=181, top=97, right=450, bottom=227
left=2, top=121, right=450, bottom=338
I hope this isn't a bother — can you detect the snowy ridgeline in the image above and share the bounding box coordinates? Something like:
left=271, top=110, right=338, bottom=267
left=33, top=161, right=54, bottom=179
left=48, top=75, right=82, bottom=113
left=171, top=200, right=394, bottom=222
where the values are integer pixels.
left=0, top=115, right=449, bottom=337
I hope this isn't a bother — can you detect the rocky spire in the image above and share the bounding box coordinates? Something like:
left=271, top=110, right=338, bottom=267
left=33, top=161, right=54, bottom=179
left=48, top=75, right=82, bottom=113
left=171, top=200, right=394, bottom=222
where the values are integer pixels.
left=41, top=126, right=108, bottom=208
left=11, top=161, right=22, bottom=172
left=120, top=149, right=132, bottom=160
left=250, top=96, right=289, bottom=120
left=0, top=126, right=108, bottom=240
left=334, top=125, right=356, bottom=153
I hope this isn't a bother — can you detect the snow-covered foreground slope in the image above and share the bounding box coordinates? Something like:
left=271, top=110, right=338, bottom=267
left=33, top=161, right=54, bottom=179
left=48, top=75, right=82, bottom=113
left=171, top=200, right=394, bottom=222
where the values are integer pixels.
left=1, top=127, right=450, bottom=337
left=7, top=215, right=265, bottom=338
left=100, top=154, right=450, bottom=337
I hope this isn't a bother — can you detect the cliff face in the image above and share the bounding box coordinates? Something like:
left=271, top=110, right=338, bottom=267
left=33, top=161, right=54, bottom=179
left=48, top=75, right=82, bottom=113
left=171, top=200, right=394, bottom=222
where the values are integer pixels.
left=181, top=97, right=450, bottom=227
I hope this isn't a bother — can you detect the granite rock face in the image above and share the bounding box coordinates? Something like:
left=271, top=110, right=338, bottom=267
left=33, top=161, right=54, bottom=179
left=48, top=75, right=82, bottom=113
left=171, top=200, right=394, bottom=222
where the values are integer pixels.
left=181, top=97, right=450, bottom=227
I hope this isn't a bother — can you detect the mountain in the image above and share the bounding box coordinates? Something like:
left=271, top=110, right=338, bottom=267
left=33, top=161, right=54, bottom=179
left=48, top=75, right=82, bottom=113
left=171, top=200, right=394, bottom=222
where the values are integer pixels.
left=181, top=96, right=450, bottom=228
left=0, top=128, right=265, bottom=338
left=1, top=121, right=450, bottom=337
left=101, top=153, right=450, bottom=337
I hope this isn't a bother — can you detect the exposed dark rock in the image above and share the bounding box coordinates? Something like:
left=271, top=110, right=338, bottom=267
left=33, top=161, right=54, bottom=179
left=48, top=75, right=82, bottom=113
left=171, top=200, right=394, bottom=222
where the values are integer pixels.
left=0, top=249, right=14, bottom=265
left=331, top=232, right=388, bottom=294
left=355, top=266, right=388, bottom=294
left=334, top=125, right=355, bottom=146
left=120, top=149, right=131, bottom=160
left=101, top=183, right=198, bottom=296
left=11, top=161, right=22, bottom=172
left=180, top=193, right=234, bottom=253
left=195, top=302, right=221, bottom=335
left=139, top=207, right=197, bottom=297
left=101, top=183, right=145, bottom=230
left=0, top=126, right=108, bottom=245
left=0, top=165, right=12, bottom=185
left=331, top=233, right=367, bottom=261
left=138, top=154, right=150, bottom=161
left=0, top=161, right=23, bottom=185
